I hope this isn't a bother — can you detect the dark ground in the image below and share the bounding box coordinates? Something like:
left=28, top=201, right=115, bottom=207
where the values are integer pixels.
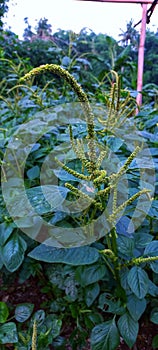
left=0, top=274, right=158, bottom=350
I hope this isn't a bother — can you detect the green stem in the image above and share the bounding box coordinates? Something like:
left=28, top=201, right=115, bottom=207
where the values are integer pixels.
left=110, top=227, right=121, bottom=284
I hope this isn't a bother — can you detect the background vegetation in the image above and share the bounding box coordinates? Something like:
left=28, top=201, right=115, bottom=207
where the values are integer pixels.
left=1, top=3, right=158, bottom=349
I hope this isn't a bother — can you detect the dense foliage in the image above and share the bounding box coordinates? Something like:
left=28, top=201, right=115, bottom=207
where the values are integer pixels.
left=0, top=0, right=9, bottom=30
left=1, top=15, right=158, bottom=350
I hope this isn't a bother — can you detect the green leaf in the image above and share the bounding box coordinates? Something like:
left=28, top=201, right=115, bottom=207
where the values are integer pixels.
left=150, top=307, right=158, bottom=324
left=76, top=57, right=92, bottom=69
left=76, top=263, right=108, bottom=286
left=99, top=294, right=125, bottom=315
left=127, top=266, right=149, bottom=299
left=15, top=216, right=42, bottom=239
left=7, top=186, right=65, bottom=217
left=1, top=233, right=27, bottom=272
left=0, top=223, right=14, bottom=246
left=152, top=334, right=158, bottom=349
left=53, top=169, right=79, bottom=182
left=118, top=313, right=139, bottom=348
left=127, top=294, right=146, bottom=321
left=27, top=185, right=69, bottom=214
left=144, top=241, right=158, bottom=273
left=49, top=211, right=67, bottom=225
left=32, top=310, right=45, bottom=325
left=46, top=316, right=62, bottom=339
left=62, top=56, right=71, bottom=67
left=117, top=235, right=134, bottom=258
left=91, top=318, right=120, bottom=350
left=116, top=216, right=134, bottom=236
left=120, top=268, right=130, bottom=291
left=0, top=252, right=3, bottom=270
left=28, top=245, right=99, bottom=265
left=27, top=165, right=40, bottom=180
left=52, top=336, right=66, bottom=349
left=0, top=322, right=18, bottom=344
left=15, top=303, right=34, bottom=322
left=0, top=302, right=9, bottom=323
left=85, top=283, right=100, bottom=307
left=148, top=280, right=158, bottom=296
left=87, top=312, right=104, bottom=327
left=107, top=136, right=123, bottom=152
left=134, top=233, right=153, bottom=249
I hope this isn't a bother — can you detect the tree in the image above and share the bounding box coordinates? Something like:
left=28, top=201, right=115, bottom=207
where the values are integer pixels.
left=23, top=17, right=34, bottom=41
left=0, top=0, right=9, bottom=30
left=118, top=19, right=139, bottom=49
left=35, top=17, right=52, bottom=38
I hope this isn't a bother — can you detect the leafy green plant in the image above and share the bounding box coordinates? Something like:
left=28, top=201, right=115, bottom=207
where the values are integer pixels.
left=10, top=64, right=157, bottom=349
left=0, top=300, right=63, bottom=349
left=1, top=23, right=158, bottom=349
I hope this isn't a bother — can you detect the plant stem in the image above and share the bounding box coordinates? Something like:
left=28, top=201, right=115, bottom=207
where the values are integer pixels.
left=110, top=227, right=121, bottom=284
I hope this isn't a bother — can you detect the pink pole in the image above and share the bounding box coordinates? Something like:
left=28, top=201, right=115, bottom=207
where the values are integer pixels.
left=136, top=3, right=147, bottom=107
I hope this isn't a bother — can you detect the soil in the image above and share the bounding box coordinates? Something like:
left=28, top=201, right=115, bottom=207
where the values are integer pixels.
left=0, top=273, right=158, bottom=350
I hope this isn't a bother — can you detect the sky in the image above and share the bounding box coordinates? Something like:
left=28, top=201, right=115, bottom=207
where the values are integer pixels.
left=4, top=0, right=158, bottom=40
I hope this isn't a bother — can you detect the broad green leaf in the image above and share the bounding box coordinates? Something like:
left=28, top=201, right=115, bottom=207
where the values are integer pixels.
left=53, top=169, right=79, bottom=182
left=150, top=307, right=158, bottom=324
left=134, top=232, right=153, bottom=248
left=27, top=185, right=69, bottom=214
left=7, top=187, right=65, bottom=217
left=99, top=294, right=125, bottom=315
left=139, top=131, right=158, bottom=142
left=76, top=263, right=108, bottom=286
left=152, top=334, right=158, bottom=349
left=117, top=235, right=134, bottom=258
left=118, top=313, right=139, bottom=348
left=148, top=280, right=158, bottom=297
left=127, top=266, right=149, bottom=299
left=85, top=283, right=100, bottom=307
left=127, top=294, right=146, bottom=321
left=0, top=223, right=14, bottom=246
left=1, top=233, right=27, bottom=272
left=30, top=143, right=41, bottom=152
left=0, top=302, right=9, bottom=323
left=52, top=320, right=62, bottom=339
left=0, top=322, right=18, bottom=344
left=144, top=241, right=158, bottom=256
left=107, top=136, right=123, bottom=152
left=15, top=216, right=42, bottom=240
left=45, top=316, right=62, bottom=339
left=32, top=310, right=45, bottom=326
left=116, top=216, right=134, bottom=236
left=62, top=56, right=71, bottom=67
left=146, top=115, right=158, bottom=128
left=52, top=336, right=66, bottom=348
left=64, top=275, right=78, bottom=301
left=120, top=268, right=130, bottom=291
left=27, top=165, right=40, bottom=180
left=28, top=245, right=99, bottom=265
left=15, top=303, right=34, bottom=322
left=91, top=318, right=120, bottom=350
left=49, top=211, right=67, bottom=225
left=144, top=241, right=158, bottom=273
left=88, top=312, right=104, bottom=326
